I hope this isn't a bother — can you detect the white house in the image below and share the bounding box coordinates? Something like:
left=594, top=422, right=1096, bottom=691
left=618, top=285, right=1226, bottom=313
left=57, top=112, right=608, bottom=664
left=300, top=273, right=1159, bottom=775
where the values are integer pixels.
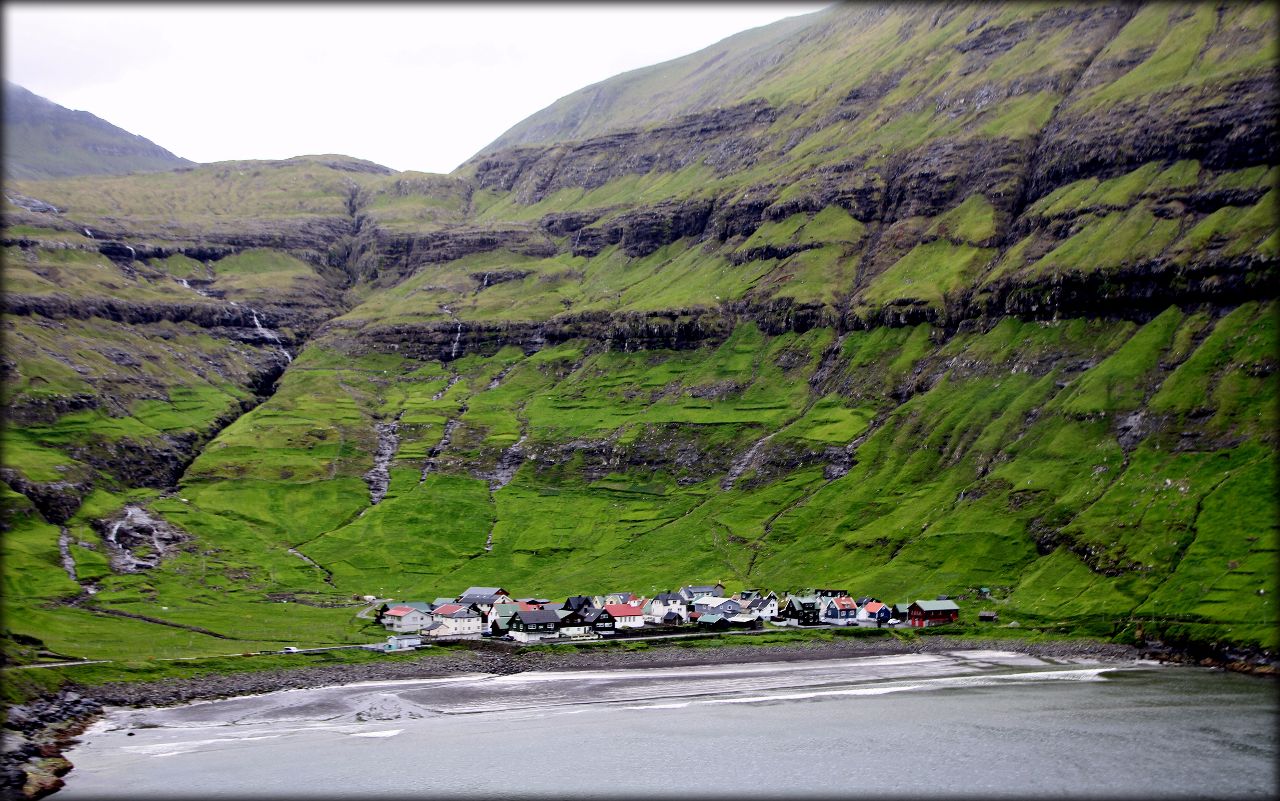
left=430, top=603, right=483, bottom=637
left=645, top=592, right=686, bottom=624
left=382, top=603, right=433, bottom=633
left=603, top=603, right=645, bottom=629
left=746, top=595, right=779, bottom=620
left=693, top=596, right=743, bottom=616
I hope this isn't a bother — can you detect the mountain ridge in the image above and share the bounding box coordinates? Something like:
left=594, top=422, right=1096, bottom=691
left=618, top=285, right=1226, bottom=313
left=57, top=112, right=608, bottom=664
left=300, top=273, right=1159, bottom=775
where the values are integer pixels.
left=2, top=81, right=192, bottom=180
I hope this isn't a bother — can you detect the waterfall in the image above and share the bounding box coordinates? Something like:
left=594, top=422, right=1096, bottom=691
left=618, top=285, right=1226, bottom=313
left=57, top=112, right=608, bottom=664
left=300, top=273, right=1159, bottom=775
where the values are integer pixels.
left=58, top=528, right=78, bottom=582
left=364, top=415, right=401, bottom=505
left=489, top=434, right=528, bottom=492
left=251, top=309, right=293, bottom=363
left=450, top=322, right=464, bottom=359
left=125, top=244, right=136, bottom=260
left=721, top=431, right=778, bottom=490
left=83, top=228, right=95, bottom=239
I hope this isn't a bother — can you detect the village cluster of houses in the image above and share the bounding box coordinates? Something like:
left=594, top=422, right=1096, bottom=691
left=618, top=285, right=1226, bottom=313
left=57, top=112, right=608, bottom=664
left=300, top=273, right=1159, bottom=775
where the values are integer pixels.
left=374, top=584, right=963, bottom=649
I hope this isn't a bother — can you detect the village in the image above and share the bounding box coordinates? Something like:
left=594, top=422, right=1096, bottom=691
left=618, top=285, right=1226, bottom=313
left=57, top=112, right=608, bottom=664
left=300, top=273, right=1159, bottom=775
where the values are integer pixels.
left=370, top=584, right=972, bottom=651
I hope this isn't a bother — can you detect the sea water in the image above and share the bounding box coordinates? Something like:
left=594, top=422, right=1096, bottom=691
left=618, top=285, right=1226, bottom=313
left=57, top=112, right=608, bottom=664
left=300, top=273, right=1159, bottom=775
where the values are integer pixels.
left=60, top=651, right=1277, bottom=798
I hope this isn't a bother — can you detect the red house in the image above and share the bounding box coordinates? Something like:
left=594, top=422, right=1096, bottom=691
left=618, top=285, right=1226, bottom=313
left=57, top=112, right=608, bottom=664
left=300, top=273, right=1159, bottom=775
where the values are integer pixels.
left=907, top=599, right=960, bottom=627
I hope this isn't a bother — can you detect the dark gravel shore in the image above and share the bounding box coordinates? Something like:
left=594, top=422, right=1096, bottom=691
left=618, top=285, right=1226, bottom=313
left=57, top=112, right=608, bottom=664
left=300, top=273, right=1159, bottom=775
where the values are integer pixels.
left=82, top=635, right=1142, bottom=708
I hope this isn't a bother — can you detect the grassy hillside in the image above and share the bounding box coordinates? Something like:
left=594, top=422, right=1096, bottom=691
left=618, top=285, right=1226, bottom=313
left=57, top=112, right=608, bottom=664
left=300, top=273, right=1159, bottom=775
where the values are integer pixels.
left=2, top=2, right=1275, bottom=664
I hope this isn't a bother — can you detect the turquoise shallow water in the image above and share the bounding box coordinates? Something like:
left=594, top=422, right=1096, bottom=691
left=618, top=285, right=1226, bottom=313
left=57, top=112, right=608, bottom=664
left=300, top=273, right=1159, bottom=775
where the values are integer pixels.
left=61, top=650, right=1277, bottom=798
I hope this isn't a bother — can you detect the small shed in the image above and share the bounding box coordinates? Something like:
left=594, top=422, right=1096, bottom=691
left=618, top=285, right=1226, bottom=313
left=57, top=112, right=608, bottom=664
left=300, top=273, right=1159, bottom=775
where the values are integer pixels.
left=978, top=610, right=999, bottom=622
left=385, top=634, right=422, bottom=651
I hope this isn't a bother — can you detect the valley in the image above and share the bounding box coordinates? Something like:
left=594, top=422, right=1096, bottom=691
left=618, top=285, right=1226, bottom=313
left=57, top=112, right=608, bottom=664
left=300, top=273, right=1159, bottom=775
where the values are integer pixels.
left=2, top=1, right=1276, bottom=672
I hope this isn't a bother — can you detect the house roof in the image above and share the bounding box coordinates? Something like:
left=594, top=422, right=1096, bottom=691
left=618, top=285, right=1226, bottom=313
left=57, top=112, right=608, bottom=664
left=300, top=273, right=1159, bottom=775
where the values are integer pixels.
left=787, top=595, right=819, bottom=605
left=683, top=584, right=723, bottom=594
left=662, top=611, right=683, bottom=622
left=385, top=605, right=429, bottom=617
left=461, top=587, right=508, bottom=597
left=492, top=602, right=536, bottom=615
left=604, top=603, right=642, bottom=617
left=695, top=596, right=737, bottom=609
left=862, top=601, right=886, bottom=613
left=421, top=622, right=444, bottom=631
left=654, top=592, right=683, bottom=602
left=514, top=609, right=561, bottom=626
left=458, top=593, right=505, bottom=605
left=911, top=599, right=960, bottom=611
left=826, top=596, right=858, bottom=611
left=433, top=604, right=478, bottom=618
left=747, top=598, right=773, bottom=610
left=698, top=613, right=724, bottom=624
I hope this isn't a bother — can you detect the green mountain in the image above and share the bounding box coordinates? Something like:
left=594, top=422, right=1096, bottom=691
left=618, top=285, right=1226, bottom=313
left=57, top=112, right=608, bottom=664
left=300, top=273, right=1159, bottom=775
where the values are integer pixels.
left=3, top=81, right=192, bottom=180
left=2, top=2, right=1276, bottom=664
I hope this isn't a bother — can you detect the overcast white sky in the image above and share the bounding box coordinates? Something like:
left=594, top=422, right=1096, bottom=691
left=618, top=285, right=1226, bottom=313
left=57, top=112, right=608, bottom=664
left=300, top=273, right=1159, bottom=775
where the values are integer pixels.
left=4, top=3, right=828, bottom=174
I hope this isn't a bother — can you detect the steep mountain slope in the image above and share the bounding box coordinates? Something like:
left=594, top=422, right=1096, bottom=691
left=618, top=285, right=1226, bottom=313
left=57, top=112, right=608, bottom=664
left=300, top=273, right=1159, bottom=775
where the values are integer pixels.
left=3, top=82, right=193, bottom=180
left=2, top=2, right=1275, bottom=662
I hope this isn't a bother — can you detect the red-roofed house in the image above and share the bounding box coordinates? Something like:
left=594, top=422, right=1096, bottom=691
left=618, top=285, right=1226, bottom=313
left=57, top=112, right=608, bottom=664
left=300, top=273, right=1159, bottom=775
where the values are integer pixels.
left=603, top=603, right=645, bottom=629
left=430, top=603, right=483, bottom=637
left=382, top=603, right=433, bottom=633
left=821, top=595, right=858, bottom=626
left=856, top=600, right=892, bottom=627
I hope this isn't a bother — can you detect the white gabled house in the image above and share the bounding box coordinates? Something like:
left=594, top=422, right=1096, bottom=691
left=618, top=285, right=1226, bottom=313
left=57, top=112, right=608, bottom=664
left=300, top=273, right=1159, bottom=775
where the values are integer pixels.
left=382, top=602, right=434, bottom=633
left=430, top=603, right=483, bottom=637
left=603, top=603, right=645, bottom=629
left=692, top=595, right=743, bottom=616
left=746, top=594, right=778, bottom=621
left=645, top=592, right=686, bottom=624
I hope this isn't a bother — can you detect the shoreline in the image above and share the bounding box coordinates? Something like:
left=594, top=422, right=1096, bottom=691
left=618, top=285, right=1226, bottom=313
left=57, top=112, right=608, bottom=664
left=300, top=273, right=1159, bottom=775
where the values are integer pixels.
left=78, top=635, right=1144, bottom=708
left=4, top=633, right=1271, bottom=799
